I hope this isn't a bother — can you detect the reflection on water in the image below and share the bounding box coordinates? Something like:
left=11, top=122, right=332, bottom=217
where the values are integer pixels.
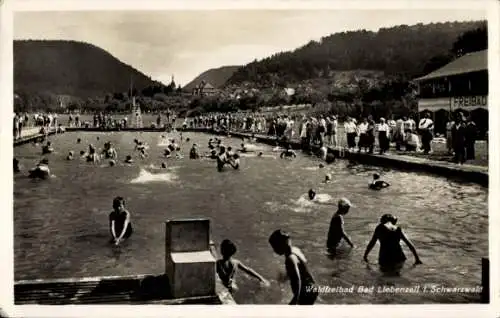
left=14, top=132, right=487, bottom=304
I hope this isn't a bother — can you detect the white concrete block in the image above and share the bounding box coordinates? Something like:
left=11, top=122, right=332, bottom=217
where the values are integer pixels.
left=165, top=219, right=216, bottom=298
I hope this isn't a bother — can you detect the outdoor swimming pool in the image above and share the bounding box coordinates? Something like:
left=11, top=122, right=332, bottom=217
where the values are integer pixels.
left=13, top=131, right=487, bottom=304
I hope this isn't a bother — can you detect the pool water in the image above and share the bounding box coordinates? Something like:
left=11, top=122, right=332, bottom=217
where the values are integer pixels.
left=13, top=131, right=487, bottom=304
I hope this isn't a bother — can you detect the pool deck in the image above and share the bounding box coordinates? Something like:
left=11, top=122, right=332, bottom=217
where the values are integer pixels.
left=189, top=128, right=488, bottom=186
left=13, top=127, right=61, bottom=146
left=17, top=126, right=488, bottom=186
left=14, top=274, right=235, bottom=305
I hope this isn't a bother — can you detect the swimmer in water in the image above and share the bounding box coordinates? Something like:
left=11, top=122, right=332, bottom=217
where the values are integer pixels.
left=102, top=142, right=118, bottom=160
left=369, top=173, right=390, bottom=190
left=29, top=158, right=50, bottom=179
left=125, top=155, right=133, bottom=164
left=239, top=143, right=251, bottom=153
left=186, top=137, right=190, bottom=142
left=139, top=148, right=148, bottom=159
left=205, top=149, right=218, bottom=159
left=324, top=174, right=332, bottom=183
left=268, top=230, right=318, bottom=305
left=217, top=146, right=229, bottom=172
left=326, top=198, right=355, bottom=256
left=257, top=151, right=263, bottom=157
left=164, top=148, right=172, bottom=158
left=109, top=196, right=133, bottom=246
left=325, top=153, right=336, bottom=164
left=77, top=138, right=81, bottom=144
left=189, top=144, right=200, bottom=159
left=14, top=158, right=20, bottom=173
left=161, top=162, right=167, bottom=169
left=86, top=144, right=99, bottom=162
left=280, top=144, right=297, bottom=159
left=363, top=214, right=422, bottom=274
left=228, top=153, right=240, bottom=170
left=109, top=160, right=116, bottom=167
left=42, top=141, right=54, bottom=155
left=216, top=239, right=270, bottom=293
left=67, top=151, right=74, bottom=160
left=80, top=150, right=86, bottom=157
left=308, top=189, right=317, bottom=200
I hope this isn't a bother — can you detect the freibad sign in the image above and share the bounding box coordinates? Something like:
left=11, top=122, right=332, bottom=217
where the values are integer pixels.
left=452, top=95, right=488, bottom=110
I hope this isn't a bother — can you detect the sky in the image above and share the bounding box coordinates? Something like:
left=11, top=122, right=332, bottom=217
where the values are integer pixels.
left=14, top=10, right=486, bottom=87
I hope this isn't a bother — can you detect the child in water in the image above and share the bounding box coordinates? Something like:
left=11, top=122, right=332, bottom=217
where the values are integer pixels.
left=269, top=230, right=318, bottom=305
left=109, top=197, right=133, bottom=246
left=369, top=173, right=390, bottom=190
left=124, top=155, right=134, bottom=164
left=216, top=239, right=270, bottom=292
left=29, top=158, right=50, bottom=179
left=280, top=144, right=297, bottom=159
left=67, top=151, right=74, bottom=160
left=326, top=198, right=355, bottom=255
left=190, top=144, right=200, bottom=159
left=363, top=214, right=422, bottom=275
left=42, top=141, right=54, bottom=155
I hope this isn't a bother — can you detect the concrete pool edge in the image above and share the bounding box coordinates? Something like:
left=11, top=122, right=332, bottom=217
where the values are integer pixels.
left=14, top=273, right=236, bottom=305
left=191, top=128, right=489, bottom=187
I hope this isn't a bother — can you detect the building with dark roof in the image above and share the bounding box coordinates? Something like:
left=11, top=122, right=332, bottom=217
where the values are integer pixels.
left=192, top=81, right=219, bottom=97
left=414, top=50, right=488, bottom=136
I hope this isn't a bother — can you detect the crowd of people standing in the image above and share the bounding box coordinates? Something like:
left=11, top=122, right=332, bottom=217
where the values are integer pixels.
left=186, top=110, right=480, bottom=164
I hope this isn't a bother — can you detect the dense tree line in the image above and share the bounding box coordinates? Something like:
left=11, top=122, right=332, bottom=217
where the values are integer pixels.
left=226, top=21, right=486, bottom=87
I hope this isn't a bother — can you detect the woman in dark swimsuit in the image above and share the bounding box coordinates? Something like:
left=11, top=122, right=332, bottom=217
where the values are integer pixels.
left=363, top=214, right=422, bottom=274
left=269, top=230, right=318, bottom=305
left=109, top=197, right=133, bottom=246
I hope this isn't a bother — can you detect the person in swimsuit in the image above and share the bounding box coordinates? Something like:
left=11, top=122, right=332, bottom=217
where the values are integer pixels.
left=66, top=151, right=74, bottom=160
left=42, top=141, right=54, bottom=155
left=326, top=198, right=355, bottom=256
left=124, top=155, right=134, bottom=164
left=29, top=158, right=50, bottom=179
left=325, top=153, right=336, bottom=164
left=164, top=148, right=172, bottom=158
left=217, top=146, right=228, bottom=172
left=102, top=142, right=118, bottom=159
left=77, top=138, right=81, bottom=144
left=269, top=229, right=318, bottom=305
left=189, top=144, right=200, bottom=159
left=369, top=173, right=390, bottom=190
left=229, top=153, right=240, bottom=170
left=280, top=144, right=297, bottom=159
left=324, top=174, right=332, bottom=183
left=86, top=144, right=99, bottom=162
left=109, top=197, right=133, bottom=246
left=363, top=214, right=422, bottom=275
left=216, top=239, right=270, bottom=293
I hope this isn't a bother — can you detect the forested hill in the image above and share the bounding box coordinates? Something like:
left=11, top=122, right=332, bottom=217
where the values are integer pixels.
left=183, top=65, right=241, bottom=91
left=226, top=21, right=487, bottom=87
left=14, top=40, right=164, bottom=98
